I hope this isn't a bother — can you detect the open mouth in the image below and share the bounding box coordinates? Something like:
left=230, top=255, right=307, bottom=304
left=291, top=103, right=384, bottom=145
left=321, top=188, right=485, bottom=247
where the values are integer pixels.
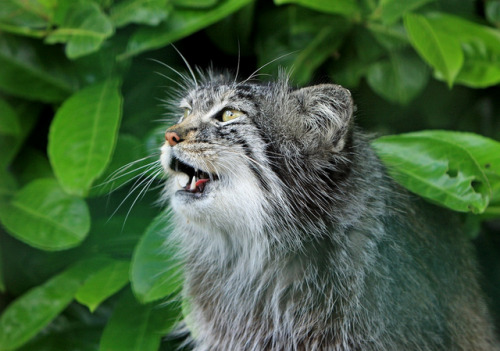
left=169, top=156, right=217, bottom=195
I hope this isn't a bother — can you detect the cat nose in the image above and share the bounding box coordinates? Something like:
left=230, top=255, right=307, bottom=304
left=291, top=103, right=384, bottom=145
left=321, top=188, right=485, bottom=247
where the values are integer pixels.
left=165, top=131, right=181, bottom=146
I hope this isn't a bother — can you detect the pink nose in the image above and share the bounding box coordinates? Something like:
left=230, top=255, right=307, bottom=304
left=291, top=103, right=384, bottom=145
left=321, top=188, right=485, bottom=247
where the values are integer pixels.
left=165, top=131, right=180, bottom=146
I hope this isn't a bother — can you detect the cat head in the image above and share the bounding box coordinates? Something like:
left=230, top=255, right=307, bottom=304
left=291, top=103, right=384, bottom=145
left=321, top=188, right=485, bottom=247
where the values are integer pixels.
left=160, top=73, right=354, bottom=238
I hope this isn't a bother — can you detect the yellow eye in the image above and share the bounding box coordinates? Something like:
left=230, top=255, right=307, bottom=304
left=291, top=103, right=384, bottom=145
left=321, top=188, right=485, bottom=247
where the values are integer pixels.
left=222, top=109, right=243, bottom=122
left=183, top=108, right=191, bottom=119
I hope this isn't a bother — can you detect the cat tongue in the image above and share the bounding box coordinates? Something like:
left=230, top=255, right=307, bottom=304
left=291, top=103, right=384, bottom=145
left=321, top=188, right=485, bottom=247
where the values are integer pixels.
left=195, top=178, right=209, bottom=192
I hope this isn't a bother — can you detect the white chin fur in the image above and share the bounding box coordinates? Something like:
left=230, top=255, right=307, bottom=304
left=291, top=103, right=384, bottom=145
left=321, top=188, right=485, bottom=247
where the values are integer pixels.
left=170, top=173, right=266, bottom=235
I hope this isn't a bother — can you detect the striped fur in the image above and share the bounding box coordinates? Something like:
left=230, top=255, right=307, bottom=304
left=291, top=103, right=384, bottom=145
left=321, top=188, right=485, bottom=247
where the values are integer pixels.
left=159, top=71, right=498, bottom=350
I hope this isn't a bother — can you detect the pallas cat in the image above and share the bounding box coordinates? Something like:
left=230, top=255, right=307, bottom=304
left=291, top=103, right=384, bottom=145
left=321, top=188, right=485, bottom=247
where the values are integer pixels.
left=159, top=70, right=498, bottom=350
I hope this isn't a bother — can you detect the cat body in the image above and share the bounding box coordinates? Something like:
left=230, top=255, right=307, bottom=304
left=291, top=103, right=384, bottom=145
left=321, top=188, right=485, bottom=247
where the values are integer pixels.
left=160, top=72, right=498, bottom=350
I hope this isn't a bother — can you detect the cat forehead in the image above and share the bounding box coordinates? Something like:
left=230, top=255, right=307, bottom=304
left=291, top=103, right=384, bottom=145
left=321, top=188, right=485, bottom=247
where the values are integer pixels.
left=183, top=83, right=267, bottom=106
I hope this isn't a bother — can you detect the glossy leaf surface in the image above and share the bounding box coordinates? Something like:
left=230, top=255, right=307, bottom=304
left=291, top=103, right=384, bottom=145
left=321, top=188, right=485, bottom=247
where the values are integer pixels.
left=373, top=131, right=492, bottom=213
left=45, top=2, right=114, bottom=59
left=75, top=259, right=130, bottom=312
left=131, top=213, right=183, bottom=303
left=48, top=78, right=123, bottom=197
left=110, top=0, right=171, bottom=27
left=404, top=13, right=463, bottom=86
left=0, top=178, right=90, bottom=251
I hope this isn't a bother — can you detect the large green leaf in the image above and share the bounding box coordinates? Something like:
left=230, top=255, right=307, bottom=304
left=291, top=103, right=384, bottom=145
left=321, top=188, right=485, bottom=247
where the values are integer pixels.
left=0, top=34, right=76, bottom=102
left=373, top=131, right=492, bottom=213
left=110, top=0, right=171, bottom=27
left=0, top=257, right=109, bottom=351
left=404, top=13, right=463, bottom=87
left=131, top=213, right=183, bottom=303
left=99, top=289, right=181, bottom=351
left=423, top=13, right=500, bottom=88
left=456, top=41, right=500, bottom=88
left=89, top=134, right=146, bottom=197
left=45, top=1, right=114, bottom=59
left=48, top=78, right=123, bottom=197
left=412, top=130, right=500, bottom=207
left=366, top=50, right=429, bottom=104
left=75, top=259, right=130, bottom=312
left=274, top=0, right=360, bottom=17
left=0, top=178, right=90, bottom=251
left=119, top=0, right=253, bottom=59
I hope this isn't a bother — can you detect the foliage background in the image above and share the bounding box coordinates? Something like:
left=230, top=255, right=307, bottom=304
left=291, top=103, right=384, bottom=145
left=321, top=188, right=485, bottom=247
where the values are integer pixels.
left=0, top=0, right=499, bottom=350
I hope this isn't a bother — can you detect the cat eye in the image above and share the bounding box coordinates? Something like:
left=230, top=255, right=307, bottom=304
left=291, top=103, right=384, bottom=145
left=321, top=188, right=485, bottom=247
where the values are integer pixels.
left=183, top=108, right=192, bottom=119
left=221, top=109, right=243, bottom=122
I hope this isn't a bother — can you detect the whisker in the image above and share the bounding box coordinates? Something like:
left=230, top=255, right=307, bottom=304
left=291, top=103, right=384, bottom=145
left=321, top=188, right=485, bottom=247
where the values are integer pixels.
left=171, top=45, right=198, bottom=89
left=241, top=51, right=297, bottom=85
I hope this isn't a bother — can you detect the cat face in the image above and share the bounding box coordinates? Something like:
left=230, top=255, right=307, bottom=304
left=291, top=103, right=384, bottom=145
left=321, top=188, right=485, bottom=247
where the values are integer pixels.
left=160, top=82, right=273, bottom=232
left=160, top=76, right=354, bottom=233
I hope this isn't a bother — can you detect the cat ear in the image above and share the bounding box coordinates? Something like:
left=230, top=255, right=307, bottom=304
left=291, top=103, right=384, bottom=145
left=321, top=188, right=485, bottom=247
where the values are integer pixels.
left=290, top=84, right=354, bottom=153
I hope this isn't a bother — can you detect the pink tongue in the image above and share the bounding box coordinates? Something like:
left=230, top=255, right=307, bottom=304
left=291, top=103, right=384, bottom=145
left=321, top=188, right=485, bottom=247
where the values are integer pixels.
left=195, top=179, right=209, bottom=187
left=195, top=178, right=209, bottom=191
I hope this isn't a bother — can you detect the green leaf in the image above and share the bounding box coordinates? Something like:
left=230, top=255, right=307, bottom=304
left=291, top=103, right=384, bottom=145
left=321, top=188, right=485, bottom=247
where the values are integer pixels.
left=0, top=34, right=76, bottom=102
left=404, top=13, right=463, bottom=86
left=110, top=0, right=171, bottom=28
left=373, top=131, right=491, bottom=214
left=131, top=213, right=183, bottom=303
left=48, top=78, right=123, bottom=197
left=423, top=13, right=500, bottom=87
left=75, top=259, right=130, bottom=312
left=45, top=2, right=114, bottom=59
left=89, top=134, right=146, bottom=197
left=412, top=130, right=500, bottom=205
left=0, top=98, right=20, bottom=136
left=455, top=40, right=500, bottom=87
left=0, top=0, right=52, bottom=33
left=274, top=0, right=360, bottom=17
left=119, top=0, right=253, bottom=59
left=377, top=0, right=435, bottom=24
left=0, top=257, right=109, bottom=351
left=0, top=178, right=90, bottom=251
left=99, top=289, right=181, bottom=351
left=366, top=50, right=429, bottom=104
left=172, top=0, right=219, bottom=8
left=407, top=12, right=500, bottom=87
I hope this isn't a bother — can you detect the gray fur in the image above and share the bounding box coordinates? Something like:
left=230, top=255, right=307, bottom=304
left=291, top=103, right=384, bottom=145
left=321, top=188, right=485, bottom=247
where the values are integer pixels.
left=159, top=71, right=499, bottom=350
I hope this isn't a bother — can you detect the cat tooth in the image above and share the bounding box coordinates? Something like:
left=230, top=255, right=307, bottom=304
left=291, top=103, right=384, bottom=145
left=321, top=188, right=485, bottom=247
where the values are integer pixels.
left=177, top=173, right=189, bottom=188
left=190, top=175, right=197, bottom=190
